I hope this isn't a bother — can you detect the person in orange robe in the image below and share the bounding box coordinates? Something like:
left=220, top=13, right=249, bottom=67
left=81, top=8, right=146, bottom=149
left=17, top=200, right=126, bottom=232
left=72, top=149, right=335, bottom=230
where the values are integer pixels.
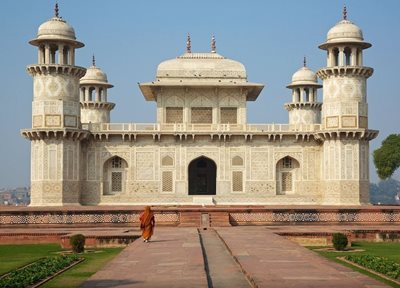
left=139, top=206, right=155, bottom=242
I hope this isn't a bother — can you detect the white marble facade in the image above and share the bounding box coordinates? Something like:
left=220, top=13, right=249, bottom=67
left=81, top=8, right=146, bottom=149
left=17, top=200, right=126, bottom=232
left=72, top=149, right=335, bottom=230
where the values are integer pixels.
left=22, top=6, right=378, bottom=206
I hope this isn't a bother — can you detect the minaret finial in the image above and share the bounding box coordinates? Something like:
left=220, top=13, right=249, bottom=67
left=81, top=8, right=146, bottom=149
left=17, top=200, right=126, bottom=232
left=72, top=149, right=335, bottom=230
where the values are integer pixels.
left=92, top=54, right=96, bottom=67
left=211, top=35, right=216, bottom=53
left=343, top=4, right=347, bottom=20
left=55, top=2, right=59, bottom=18
left=186, top=33, right=191, bottom=53
left=303, top=56, right=307, bottom=67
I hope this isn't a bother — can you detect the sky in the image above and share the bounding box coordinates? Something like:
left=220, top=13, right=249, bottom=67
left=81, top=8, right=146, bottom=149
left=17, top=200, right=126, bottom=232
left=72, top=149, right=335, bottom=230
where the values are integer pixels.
left=0, top=0, right=399, bottom=188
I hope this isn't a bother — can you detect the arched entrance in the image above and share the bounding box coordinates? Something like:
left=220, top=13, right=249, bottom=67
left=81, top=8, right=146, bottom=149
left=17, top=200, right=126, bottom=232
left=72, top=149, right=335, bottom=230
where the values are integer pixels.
left=188, top=157, right=216, bottom=195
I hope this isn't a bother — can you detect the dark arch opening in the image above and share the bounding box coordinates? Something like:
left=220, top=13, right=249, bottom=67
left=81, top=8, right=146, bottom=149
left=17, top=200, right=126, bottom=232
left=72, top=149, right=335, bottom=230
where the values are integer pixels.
left=188, top=156, right=216, bottom=195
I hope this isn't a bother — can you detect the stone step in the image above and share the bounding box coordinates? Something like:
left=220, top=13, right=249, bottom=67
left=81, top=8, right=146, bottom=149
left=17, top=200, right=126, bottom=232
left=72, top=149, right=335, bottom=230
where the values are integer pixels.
left=180, top=211, right=231, bottom=227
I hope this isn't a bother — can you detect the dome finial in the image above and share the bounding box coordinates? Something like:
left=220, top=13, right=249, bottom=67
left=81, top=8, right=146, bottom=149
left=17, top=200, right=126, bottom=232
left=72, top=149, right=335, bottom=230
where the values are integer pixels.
left=92, top=54, right=96, bottom=67
left=211, top=35, right=216, bottom=53
left=186, top=33, right=191, bottom=53
left=343, top=4, right=347, bottom=20
left=303, top=56, right=307, bottom=67
left=55, top=2, right=60, bottom=18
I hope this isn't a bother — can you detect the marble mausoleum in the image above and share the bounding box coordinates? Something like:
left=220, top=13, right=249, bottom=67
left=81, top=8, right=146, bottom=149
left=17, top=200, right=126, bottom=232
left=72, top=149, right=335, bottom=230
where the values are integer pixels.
left=22, top=5, right=378, bottom=206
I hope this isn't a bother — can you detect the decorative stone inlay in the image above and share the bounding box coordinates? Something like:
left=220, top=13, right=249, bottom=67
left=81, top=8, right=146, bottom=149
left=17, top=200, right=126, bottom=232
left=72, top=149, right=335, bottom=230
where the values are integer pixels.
left=45, top=115, right=61, bottom=127
left=342, top=116, right=357, bottom=128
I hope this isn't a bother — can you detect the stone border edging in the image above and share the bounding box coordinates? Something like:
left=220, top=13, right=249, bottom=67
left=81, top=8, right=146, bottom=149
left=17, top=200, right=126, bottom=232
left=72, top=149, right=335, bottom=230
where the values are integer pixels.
left=31, top=257, right=85, bottom=288
left=213, top=229, right=258, bottom=288
left=337, top=256, right=400, bottom=286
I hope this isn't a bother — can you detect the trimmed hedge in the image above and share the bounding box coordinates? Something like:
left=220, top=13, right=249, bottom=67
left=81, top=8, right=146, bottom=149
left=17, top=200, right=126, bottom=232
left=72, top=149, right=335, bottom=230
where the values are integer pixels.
left=332, top=233, right=348, bottom=251
left=345, top=254, right=400, bottom=280
left=70, top=234, right=86, bottom=253
left=0, top=254, right=80, bottom=288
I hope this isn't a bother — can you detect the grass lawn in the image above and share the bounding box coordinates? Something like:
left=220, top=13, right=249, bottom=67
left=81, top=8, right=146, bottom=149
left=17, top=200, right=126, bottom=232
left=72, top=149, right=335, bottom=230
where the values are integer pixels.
left=311, top=242, right=400, bottom=288
left=0, top=243, right=62, bottom=275
left=41, top=248, right=123, bottom=288
left=0, top=244, right=124, bottom=288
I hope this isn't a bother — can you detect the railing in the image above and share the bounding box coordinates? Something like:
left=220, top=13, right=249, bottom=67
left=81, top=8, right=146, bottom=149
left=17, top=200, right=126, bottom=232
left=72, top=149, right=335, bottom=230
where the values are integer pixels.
left=81, top=123, right=321, bottom=133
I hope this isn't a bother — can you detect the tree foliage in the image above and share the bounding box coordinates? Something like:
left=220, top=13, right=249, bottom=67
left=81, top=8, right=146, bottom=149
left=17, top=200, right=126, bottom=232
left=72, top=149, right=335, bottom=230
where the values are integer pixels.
left=370, top=179, right=400, bottom=204
left=373, top=134, right=400, bottom=180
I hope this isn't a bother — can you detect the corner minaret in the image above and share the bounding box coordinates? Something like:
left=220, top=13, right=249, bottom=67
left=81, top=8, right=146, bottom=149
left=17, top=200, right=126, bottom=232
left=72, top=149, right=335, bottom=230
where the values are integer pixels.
left=285, top=58, right=322, bottom=125
left=316, top=7, right=378, bottom=205
left=317, top=6, right=373, bottom=130
left=80, top=56, right=115, bottom=124
left=22, top=4, right=87, bottom=206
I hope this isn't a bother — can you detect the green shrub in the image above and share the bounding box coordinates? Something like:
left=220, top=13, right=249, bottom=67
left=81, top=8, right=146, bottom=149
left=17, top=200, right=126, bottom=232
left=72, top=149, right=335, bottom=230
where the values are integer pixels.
left=70, top=234, right=86, bottom=253
left=0, top=254, right=80, bottom=288
left=332, top=233, right=348, bottom=251
left=345, top=254, right=400, bottom=280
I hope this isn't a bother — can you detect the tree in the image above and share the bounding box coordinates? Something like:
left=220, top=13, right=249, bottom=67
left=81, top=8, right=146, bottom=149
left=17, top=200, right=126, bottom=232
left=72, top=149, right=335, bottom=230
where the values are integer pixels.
left=369, top=179, right=400, bottom=204
left=373, top=134, right=400, bottom=180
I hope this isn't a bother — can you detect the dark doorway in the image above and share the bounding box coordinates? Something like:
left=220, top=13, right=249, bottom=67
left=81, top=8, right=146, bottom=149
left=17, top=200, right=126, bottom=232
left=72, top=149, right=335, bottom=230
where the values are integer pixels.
left=188, top=157, right=216, bottom=195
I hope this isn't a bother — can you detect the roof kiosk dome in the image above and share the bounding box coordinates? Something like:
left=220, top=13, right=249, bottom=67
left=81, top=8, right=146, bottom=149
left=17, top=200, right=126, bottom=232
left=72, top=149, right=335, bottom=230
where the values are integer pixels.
left=319, top=6, right=371, bottom=50
left=287, top=58, right=321, bottom=88
left=29, top=4, right=84, bottom=48
left=80, top=56, right=113, bottom=88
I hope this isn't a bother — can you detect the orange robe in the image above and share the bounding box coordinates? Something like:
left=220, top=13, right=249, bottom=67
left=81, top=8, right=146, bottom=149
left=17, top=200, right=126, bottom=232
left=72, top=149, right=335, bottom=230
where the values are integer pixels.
left=140, top=207, right=155, bottom=240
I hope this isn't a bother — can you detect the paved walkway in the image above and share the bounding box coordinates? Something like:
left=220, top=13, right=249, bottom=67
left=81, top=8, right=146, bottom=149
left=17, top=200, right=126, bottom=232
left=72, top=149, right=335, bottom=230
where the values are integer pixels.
left=216, top=227, right=387, bottom=288
left=81, top=228, right=207, bottom=288
left=199, top=229, right=251, bottom=287
left=82, top=227, right=388, bottom=288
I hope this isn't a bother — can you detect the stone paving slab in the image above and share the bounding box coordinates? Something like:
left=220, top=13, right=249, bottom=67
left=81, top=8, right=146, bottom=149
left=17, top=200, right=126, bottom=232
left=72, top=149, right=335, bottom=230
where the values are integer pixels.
left=199, top=229, right=251, bottom=287
left=81, top=227, right=208, bottom=288
left=81, top=226, right=392, bottom=288
left=216, top=227, right=388, bottom=288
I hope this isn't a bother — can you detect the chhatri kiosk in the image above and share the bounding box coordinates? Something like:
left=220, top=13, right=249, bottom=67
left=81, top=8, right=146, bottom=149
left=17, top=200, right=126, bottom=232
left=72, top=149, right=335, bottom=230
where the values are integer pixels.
left=22, top=5, right=377, bottom=207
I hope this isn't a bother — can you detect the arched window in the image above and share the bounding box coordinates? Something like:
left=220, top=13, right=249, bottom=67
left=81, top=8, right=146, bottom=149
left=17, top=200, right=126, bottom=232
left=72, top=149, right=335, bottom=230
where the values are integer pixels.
left=333, top=48, right=339, bottom=66
left=295, top=88, right=301, bottom=102
left=88, top=87, right=95, bottom=102
left=50, top=45, right=58, bottom=64
left=232, top=156, right=243, bottom=166
left=63, top=46, right=69, bottom=65
left=39, top=45, right=45, bottom=64
left=276, top=156, right=300, bottom=195
left=304, top=88, right=310, bottom=102
left=344, top=47, right=351, bottom=65
left=162, top=155, right=174, bottom=166
left=356, top=48, right=362, bottom=66
left=103, top=156, right=128, bottom=195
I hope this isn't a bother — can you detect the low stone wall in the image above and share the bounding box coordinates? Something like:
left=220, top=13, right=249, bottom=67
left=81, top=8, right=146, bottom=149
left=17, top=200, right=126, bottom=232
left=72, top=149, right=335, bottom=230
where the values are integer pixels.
left=228, top=207, right=400, bottom=225
left=0, top=205, right=399, bottom=227
left=0, top=232, right=65, bottom=245
left=60, top=235, right=138, bottom=249
left=351, top=230, right=400, bottom=242
left=279, top=232, right=347, bottom=247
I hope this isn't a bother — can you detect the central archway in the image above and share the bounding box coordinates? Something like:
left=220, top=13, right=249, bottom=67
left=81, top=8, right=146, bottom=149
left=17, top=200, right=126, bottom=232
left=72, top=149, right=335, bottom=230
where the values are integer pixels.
left=188, top=156, right=216, bottom=195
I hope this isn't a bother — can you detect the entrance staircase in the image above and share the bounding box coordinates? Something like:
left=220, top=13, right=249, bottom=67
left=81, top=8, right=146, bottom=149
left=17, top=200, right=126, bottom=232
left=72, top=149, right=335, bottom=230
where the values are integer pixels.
left=179, top=211, right=230, bottom=227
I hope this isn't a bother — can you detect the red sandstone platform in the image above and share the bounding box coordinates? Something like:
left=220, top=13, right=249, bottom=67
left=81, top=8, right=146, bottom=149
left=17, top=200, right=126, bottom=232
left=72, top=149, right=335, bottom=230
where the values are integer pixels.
left=81, top=227, right=389, bottom=288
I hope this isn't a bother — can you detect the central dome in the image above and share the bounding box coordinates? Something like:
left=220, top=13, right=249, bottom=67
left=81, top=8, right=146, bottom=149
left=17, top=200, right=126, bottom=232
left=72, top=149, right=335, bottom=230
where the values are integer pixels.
left=156, top=52, right=247, bottom=81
